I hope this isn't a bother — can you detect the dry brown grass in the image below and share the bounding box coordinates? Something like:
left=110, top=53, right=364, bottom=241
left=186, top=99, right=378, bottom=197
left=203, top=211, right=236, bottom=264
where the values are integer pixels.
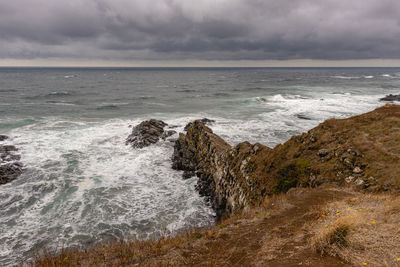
left=32, top=229, right=208, bottom=267
left=309, top=192, right=400, bottom=266
left=34, top=188, right=400, bottom=267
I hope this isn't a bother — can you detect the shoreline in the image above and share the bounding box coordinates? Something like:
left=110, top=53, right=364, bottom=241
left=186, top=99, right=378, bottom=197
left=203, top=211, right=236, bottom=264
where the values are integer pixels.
left=32, top=103, right=400, bottom=266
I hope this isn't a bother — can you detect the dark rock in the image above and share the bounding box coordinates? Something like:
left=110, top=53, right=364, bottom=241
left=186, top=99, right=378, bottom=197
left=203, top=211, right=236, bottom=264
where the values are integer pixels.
left=296, top=114, right=312, bottom=120
left=353, top=166, right=363, bottom=174
left=182, top=170, right=196, bottom=179
left=0, top=162, right=23, bottom=184
left=172, top=105, right=400, bottom=219
left=161, top=130, right=177, bottom=140
left=126, top=119, right=175, bottom=148
left=184, top=118, right=215, bottom=131
left=200, top=118, right=215, bottom=124
left=167, top=125, right=179, bottom=129
left=172, top=120, right=271, bottom=220
left=380, top=94, right=400, bottom=102
left=318, top=149, right=329, bottom=157
left=0, top=144, right=23, bottom=185
left=0, top=135, right=8, bottom=141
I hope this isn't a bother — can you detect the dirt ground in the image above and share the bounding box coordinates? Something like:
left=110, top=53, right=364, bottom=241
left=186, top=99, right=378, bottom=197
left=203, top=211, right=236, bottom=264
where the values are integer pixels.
left=142, top=188, right=352, bottom=266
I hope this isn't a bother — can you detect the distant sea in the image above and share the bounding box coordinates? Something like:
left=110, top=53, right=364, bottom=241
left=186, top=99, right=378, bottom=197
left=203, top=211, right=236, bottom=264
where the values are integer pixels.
left=1, top=67, right=399, bottom=265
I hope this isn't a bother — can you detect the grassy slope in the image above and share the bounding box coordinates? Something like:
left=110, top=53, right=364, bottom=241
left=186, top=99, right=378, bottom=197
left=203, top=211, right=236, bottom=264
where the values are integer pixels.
left=33, top=187, right=400, bottom=266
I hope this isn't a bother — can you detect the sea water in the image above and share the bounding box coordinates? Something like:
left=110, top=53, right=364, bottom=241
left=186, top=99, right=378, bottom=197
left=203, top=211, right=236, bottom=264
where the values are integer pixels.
left=0, top=67, right=399, bottom=265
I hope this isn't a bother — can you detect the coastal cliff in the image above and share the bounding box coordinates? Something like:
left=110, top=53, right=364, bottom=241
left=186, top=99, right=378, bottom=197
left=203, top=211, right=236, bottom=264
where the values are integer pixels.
left=34, top=104, right=400, bottom=267
left=172, top=104, right=400, bottom=219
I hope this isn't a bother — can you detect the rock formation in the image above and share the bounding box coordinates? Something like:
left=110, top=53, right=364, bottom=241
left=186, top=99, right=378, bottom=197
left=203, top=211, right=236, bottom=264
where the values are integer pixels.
left=172, top=121, right=272, bottom=219
left=380, top=94, right=400, bottom=102
left=172, top=104, right=400, bottom=219
left=126, top=119, right=176, bottom=148
left=0, top=139, right=23, bottom=185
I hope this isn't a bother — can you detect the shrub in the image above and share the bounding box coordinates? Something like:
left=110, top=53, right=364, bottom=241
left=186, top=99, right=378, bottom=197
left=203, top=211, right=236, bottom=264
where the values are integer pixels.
left=272, top=158, right=310, bottom=193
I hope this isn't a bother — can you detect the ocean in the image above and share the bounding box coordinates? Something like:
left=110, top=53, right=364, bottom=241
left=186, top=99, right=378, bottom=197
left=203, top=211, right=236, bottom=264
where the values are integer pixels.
left=0, top=67, right=399, bottom=265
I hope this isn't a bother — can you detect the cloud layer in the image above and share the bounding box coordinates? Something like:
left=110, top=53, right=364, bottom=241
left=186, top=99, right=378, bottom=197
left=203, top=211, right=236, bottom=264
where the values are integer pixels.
left=1, top=0, right=400, bottom=61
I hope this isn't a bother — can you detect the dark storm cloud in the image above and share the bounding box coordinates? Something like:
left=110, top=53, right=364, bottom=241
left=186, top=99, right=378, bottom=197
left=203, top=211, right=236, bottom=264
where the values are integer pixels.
left=0, top=0, right=400, bottom=61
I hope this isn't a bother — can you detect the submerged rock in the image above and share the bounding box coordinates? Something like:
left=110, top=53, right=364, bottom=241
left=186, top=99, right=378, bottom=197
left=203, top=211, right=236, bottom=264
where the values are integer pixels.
left=0, top=135, right=8, bottom=141
left=126, top=119, right=176, bottom=148
left=380, top=94, right=400, bottom=102
left=296, top=113, right=312, bottom=120
left=200, top=118, right=215, bottom=124
left=0, top=144, right=23, bottom=185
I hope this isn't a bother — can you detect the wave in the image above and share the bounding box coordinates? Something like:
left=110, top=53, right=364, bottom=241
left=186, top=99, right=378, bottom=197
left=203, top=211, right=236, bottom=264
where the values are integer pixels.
left=176, top=89, right=196, bottom=93
left=214, top=92, right=231, bottom=97
left=45, top=101, right=77, bottom=106
left=381, top=74, right=399, bottom=79
left=138, top=96, right=156, bottom=100
left=48, top=91, right=71, bottom=96
left=96, top=104, right=120, bottom=110
left=0, top=118, right=214, bottom=265
left=26, top=91, right=73, bottom=99
left=331, top=76, right=361, bottom=79
left=0, top=89, right=18, bottom=92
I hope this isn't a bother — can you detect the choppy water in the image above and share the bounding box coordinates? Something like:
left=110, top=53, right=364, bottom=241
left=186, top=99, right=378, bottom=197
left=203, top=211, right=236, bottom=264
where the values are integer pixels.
left=1, top=67, right=399, bottom=265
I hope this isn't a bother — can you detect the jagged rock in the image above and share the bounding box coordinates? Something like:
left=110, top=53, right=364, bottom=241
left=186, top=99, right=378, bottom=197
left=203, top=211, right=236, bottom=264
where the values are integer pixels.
left=354, top=178, right=364, bottom=186
left=353, top=166, right=363, bottom=174
left=345, top=176, right=355, bottom=183
left=173, top=120, right=271, bottom=219
left=0, top=135, right=8, bottom=141
left=172, top=105, right=400, bottom=219
left=318, top=149, right=329, bottom=157
left=161, top=130, right=176, bottom=140
left=296, top=114, right=312, bottom=120
left=200, top=118, right=215, bottom=124
left=184, top=118, right=215, bottom=131
left=0, top=144, right=23, bottom=185
left=126, top=119, right=176, bottom=148
left=0, top=163, right=23, bottom=184
left=380, top=94, right=400, bottom=102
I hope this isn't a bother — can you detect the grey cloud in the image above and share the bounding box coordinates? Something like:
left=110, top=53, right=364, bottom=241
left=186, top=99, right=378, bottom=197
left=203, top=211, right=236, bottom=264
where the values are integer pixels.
left=0, top=0, right=399, bottom=61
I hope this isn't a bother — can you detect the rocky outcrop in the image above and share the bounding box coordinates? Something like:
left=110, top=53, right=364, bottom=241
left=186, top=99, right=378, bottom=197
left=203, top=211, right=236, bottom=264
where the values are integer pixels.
left=126, top=119, right=176, bottom=148
left=183, top=118, right=215, bottom=131
left=172, top=121, right=272, bottom=219
left=173, top=104, right=400, bottom=219
left=0, top=140, right=23, bottom=185
left=0, top=135, right=8, bottom=141
left=380, top=94, right=400, bottom=102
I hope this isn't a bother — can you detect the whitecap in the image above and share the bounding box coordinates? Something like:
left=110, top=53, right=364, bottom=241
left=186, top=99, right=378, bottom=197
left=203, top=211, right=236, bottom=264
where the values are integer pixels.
left=331, top=75, right=361, bottom=79
left=0, top=118, right=214, bottom=265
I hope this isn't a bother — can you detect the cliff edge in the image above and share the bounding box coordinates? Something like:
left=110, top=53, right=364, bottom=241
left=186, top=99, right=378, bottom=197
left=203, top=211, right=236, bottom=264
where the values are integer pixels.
left=172, top=104, right=400, bottom=219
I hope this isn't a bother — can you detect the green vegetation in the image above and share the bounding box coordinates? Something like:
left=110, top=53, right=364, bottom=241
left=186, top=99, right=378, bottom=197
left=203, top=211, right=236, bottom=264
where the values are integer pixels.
left=272, top=158, right=310, bottom=193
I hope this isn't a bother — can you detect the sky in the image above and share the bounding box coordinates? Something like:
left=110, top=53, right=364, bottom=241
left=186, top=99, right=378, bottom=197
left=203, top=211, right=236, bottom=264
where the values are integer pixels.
left=1, top=0, right=400, bottom=67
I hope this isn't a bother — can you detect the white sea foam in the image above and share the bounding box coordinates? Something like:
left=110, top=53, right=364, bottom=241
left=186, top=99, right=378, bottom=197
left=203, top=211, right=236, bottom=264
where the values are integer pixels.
left=206, top=93, right=383, bottom=147
left=331, top=75, right=361, bottom=79
left=0, top=118, right=214, bottom=265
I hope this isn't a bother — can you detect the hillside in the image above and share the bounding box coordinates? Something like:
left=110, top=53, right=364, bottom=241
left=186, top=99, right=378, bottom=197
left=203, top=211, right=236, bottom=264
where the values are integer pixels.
left=34, top=104, right=400, bottom=266
left=172, top=104, right=400, bottom=219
